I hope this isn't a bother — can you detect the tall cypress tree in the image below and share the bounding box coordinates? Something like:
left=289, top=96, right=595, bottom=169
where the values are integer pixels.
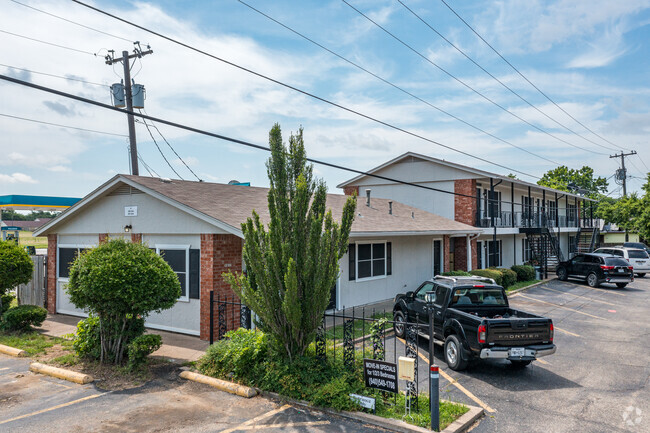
left=224, top=124, right=356, bottom=360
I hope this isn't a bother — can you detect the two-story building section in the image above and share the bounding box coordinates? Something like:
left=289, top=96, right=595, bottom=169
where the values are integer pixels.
left=338, top=152, right=599, bottom=274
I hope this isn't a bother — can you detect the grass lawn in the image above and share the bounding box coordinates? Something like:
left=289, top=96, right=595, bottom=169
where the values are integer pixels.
left=376, top=392, right=469, bottom=430
left=327, top=311, right=392, bottom=341
left=19, top=230, right=48, bottom=249
left=506, top=279, right=540, bottom=292
left=0, top=332, right=71, bottom=356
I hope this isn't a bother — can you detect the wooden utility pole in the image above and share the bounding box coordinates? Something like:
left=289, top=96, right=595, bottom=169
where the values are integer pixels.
left=609, top=150, right=637, bottom=241
left=105, top=43, right=153, bottom=175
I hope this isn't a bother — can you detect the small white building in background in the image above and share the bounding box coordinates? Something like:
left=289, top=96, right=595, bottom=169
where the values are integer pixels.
left=35, top=174, right=480, bottom=339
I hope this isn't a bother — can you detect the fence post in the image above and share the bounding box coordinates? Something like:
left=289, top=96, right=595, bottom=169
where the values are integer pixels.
left=209, top=290, right=214, bottom=345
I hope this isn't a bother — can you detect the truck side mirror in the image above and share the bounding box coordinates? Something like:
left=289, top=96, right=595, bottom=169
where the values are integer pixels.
left=405, top=291, right=414, bottom=299
left=425, top=291, right=436, bottom=304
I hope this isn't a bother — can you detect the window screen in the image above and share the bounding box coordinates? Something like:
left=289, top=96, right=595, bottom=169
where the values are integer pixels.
left=58, top=248, right=86, bottom=278
left=160, top=249, right=187, bottom=298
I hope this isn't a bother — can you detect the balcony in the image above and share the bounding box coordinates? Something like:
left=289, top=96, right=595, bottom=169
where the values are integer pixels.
left=475, top=210, right=595, bottom=229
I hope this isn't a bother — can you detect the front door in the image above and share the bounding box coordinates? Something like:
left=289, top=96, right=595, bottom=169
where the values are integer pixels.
left=433, top=240, right=442, bottom=276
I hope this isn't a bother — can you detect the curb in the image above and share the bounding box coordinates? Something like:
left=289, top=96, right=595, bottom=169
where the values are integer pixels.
left=260, top=390, right=484, bottom=433
left=508, top=277, right=556, bottom=295
left=30, top=362, right=94, bottom=384
left=179, top=370, right=258, bottom=398
left=0, top=343, right=27, bottom=357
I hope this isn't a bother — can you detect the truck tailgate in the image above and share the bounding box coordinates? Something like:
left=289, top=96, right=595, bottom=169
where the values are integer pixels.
left=487, top=318, right=552, bottom=346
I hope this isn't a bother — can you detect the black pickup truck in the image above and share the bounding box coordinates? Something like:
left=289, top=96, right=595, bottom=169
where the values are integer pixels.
left=393, top=276, right=555, bottom=370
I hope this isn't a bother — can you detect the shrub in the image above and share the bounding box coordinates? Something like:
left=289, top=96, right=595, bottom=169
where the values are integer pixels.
left=0, top=240, right=33, bottom=314
left=198, top=328, right=269, bottom=379
left=2, top=305, right=47, bottom=332
left=1, top=293, right=15, bottom=317
left=72, top=315, right=101, bottom=359
left=511, top=265, right=536, bottom=282
left=470, top=269, right=503, bottom=286
left=496, top=268, right=517, bottom=288
left=441, top=271, right=471, bottom=277
left=127, top=334, right=162, bottom=371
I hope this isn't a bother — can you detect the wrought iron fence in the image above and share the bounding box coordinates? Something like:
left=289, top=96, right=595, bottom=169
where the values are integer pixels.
left=208, top=294, right=429, bottom=413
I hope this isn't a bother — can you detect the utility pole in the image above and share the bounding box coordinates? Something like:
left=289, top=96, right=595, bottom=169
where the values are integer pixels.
left=105, top=42, right=153, bottom=176
left=610, top=150, right=637, bottom=241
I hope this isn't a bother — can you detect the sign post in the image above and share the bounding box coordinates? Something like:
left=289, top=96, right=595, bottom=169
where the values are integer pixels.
left=426, top=292, right=440, bottom=431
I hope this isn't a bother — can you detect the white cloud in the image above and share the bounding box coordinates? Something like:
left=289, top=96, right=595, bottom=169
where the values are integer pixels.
left=0, top=173, right=37, bottom=184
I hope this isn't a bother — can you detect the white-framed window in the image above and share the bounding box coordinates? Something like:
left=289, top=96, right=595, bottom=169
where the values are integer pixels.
left=486, top=240, right=502, bottom=267
left=356, top=241, right=387, bottom=281
left=57, top=244, right=92, bottom=280
left=156, top=244, right=190, bottom=302
left=522, top=238, right=532, bottom=262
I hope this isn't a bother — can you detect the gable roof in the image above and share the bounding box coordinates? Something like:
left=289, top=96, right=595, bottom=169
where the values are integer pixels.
left=35, top=175, right=481, bottom=238
left=337, top=152, right=595, bottom=201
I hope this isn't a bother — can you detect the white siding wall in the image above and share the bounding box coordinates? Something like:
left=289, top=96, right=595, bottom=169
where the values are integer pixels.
left=338, top=235, right=437, bottom=308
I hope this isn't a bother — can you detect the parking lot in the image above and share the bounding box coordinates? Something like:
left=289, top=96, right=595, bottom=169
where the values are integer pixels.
left=385, top=277, right=649, bottom=432
left=0, top=356, right=382, bottom=433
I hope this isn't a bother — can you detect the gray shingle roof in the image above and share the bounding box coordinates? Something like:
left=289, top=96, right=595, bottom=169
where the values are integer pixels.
left=123, top=175, right=479, bottom=236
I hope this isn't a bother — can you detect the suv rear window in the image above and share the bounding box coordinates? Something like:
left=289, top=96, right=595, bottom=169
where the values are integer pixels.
left=604, top=257, right=630, bottom=266
left=628, top=250, right=649, bottom=259
left=624, top=242, right=647, bottom=249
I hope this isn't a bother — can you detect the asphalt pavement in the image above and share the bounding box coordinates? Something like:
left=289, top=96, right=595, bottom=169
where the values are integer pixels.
left=383, top=277, right=649, bottom=433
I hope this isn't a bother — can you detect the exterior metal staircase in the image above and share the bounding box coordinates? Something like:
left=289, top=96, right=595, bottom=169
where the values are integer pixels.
left=575, top=227, right=600, bottom=254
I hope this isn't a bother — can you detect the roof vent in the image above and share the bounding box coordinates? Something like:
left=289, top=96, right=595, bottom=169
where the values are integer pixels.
left=366, top=189, right=371, bottom=207
left=160, top=178, right=172, bottom=183
left=411, top=211, right=415, bottom=219
left=389, top=201, right=393, bottom=215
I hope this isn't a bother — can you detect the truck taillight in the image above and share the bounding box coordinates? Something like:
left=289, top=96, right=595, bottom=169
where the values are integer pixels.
left=478, top=324, right=486, bottom=344
left=549, top=323, right=554, bottom=342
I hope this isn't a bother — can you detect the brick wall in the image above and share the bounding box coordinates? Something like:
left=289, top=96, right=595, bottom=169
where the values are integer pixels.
left=454, top=179, right=477, bottom=226
left=200, top=234, right=243, bottom=340
left=131, top=233, right=142, bottom=243
left=443, top=235, right=451, bottom=273
left=454, top=237, right=478, bottom=271
left=46, top=234, right=57, bottom=314
left=343, top=185, right=359, bottom=196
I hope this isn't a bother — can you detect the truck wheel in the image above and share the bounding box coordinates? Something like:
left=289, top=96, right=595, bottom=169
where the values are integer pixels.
left=636, top=273, right=645, bottom=278
left=393, top=311, right=406, bottom=338
left=557, top=267, right=568, bottom=281
left=616, top=283, right=628, bottom=288
left=444, top=335, right=468, bottom=371
left=587, top=273, right=599, bottom=288
left=510, top=360, right=532, bottom=369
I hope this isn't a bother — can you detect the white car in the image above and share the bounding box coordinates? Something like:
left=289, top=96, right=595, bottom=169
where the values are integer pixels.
left=594, top=247, right=650, bottom=277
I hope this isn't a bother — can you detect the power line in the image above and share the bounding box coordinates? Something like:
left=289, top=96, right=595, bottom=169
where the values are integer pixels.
left=141, top=108, right=202, bottom=181
left=396, top=0, right=620, bottom=153
left=0, top=63, right=108, bottom=87
left=0, top=29, right=97, bottom=56
left=135, top=118, right=184, bottom=180
left=70, top=0, right=541, bottom=180
left=137, top=150, right=159, bottom=177
left=436, top=0, right=630, bottom=152
left=3, top=72, right=593, bottom=206
left=237, top=1, right=562, bottom=167
left=9, top=0, right=133, bottom=43
left=341, top=0, right=609, bottom=156
left=0, top=112, right=128, bottom=137
left=635, top=154, right=649, bottom=172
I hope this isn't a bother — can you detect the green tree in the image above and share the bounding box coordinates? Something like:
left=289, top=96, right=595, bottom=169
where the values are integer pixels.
left=224, top=124, right=356, bottom=361
left=537, top=166, right=608, bottom=199
left=67, top=238, right=180, bottom=364
left=0, top=240, right=33, bottom=314
left=638, top=174, right=650, bottom=241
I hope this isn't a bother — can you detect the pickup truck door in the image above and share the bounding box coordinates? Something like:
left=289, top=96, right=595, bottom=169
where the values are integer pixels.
left=411, top=282, right=435, bottom=328
left=429, top=285, right=449, bottom=340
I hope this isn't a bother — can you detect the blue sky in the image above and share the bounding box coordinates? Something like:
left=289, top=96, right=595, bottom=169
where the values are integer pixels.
left=1, top=0, right=649, bottom=199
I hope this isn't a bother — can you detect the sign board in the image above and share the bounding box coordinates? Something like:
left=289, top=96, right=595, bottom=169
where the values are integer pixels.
left=1, top=226, right=22, bottom=231
left=124, top=206, right=138, bottom=217
left=363, top=359, right=397, bottom=393
left=349, top=394, right=376, bottom=411
left=398, top=356, right=415, bottom=381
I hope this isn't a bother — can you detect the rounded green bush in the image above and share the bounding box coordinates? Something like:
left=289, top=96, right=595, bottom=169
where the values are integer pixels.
left=511, top=265, right=536, bottom=282
left=198, top=328, right=269, bottom=379
left=469, top=269, right=503, bottom=286
left=73, top=314, right=101, bottom=359
left=2, top=305, right=47, bottom=332
left=497, top=268, right=518, bottom=288
left=441, top=271, right=472, bottom=277
left=127, top=333, right=162, bottom=371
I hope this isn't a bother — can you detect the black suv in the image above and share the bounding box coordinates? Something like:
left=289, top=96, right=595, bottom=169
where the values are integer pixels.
left=556, top=253, right=633, bottom=288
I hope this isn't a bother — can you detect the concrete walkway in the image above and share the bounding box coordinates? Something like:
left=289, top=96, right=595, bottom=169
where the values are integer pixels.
left=35, top=314, right=208, bottom=363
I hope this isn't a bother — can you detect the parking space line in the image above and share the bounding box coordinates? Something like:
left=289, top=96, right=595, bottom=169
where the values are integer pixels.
left=234, top=421, right=331, bottom=430
left=536, top=358, right=550, bottom=365
left=0, top=367, right=9, bottom=371
left=535, top=286, right=617, bottom=306
left=559, top=282, right=626, bottom=296
left=400, top=338, right=496, bottom=413
left=0, top=392, right=107, bottom=426
left=513, top=294, right=606, bottom=320
left=221, top=404, right=291, bottom=433
left=554, top=326, right=580, bottom=337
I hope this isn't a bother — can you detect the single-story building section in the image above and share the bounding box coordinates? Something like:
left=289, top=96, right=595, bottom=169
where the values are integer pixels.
left=35, top=174, right=481, bottom=340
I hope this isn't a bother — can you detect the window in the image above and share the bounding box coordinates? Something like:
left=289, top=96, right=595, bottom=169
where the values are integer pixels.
left=569, top=236, right=576, bottom=254
left=156, top=245, right=200, bottom=302
left=522, top=238, right=532, bottom=262
left=486, top=240, right=502, bottom=267
left=415, top=282, right=434, bottom=300
left=434, top=285, right=449, bottom=306
left=58, top=246, right=88, bottom=279
left=349, top=242, right=391, bottom=281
